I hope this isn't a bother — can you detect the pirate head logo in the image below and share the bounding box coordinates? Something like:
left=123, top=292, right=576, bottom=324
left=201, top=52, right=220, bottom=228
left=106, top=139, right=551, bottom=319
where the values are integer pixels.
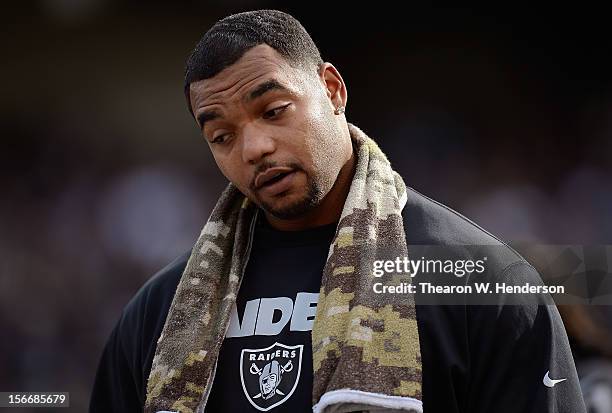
left=240, top=342, right=303, bottom=411
left=252, top=359, right=292, bottom=399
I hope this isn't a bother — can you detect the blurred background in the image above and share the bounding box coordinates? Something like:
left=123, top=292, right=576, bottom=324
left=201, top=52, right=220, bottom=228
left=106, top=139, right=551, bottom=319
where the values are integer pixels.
left=2, top=2, right=612, bottom=411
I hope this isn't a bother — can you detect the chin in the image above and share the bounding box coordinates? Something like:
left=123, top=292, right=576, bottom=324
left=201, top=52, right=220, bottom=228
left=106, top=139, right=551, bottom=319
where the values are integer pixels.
left=261, top=191, right=318, bottom=220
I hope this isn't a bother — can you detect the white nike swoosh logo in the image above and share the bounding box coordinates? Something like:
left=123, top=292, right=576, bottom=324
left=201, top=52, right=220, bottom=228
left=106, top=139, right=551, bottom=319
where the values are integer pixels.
left=543, top=371, right=567, bottom=387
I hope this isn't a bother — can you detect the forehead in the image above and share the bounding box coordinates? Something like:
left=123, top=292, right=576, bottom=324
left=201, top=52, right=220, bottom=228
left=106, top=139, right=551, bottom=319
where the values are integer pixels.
left=189, top=44, right=302, bottom=109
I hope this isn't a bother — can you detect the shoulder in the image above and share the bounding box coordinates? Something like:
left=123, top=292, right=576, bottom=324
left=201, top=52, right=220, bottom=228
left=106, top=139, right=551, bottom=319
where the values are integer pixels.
left=402, top=186, right=533, bottom=278
left=403, top=186, right=514, bottom=247
left=403, top=186, right=551, bottom=356
left=120, top=251, right=189, bottom=332
left=402, top=187, right=566, bottom=358
left=116, top=251, right=189, bottom=379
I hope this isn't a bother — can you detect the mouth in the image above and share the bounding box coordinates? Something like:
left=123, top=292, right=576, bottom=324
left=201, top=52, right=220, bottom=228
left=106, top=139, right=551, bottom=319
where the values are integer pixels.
left=255, top=166, right=294, bottom=188
left=255, top=168, right=297, bottom=197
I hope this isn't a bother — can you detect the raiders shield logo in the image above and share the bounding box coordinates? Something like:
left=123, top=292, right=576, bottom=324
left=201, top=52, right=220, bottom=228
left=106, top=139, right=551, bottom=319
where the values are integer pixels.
left=240, top=342, right=303, bottom=411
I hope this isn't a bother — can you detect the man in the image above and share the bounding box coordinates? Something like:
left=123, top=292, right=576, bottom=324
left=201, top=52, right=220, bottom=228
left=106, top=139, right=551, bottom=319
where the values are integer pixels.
left=90, top=10, right=586, bottom=413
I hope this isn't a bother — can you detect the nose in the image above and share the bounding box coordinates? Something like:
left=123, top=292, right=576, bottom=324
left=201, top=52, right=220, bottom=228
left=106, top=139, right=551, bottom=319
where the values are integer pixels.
left=241, top=122, right=276, bottom=165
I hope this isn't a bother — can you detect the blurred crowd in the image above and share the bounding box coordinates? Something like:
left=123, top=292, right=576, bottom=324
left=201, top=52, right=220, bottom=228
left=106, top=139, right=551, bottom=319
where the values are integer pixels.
left=2, top=2, right=611, bottom=411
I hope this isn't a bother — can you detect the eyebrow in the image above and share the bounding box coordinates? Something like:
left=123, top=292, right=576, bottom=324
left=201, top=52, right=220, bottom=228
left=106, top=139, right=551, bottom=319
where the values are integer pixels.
left=246, top=79, right=289, bottom=103
left=196, top=109, right=221, bottom=131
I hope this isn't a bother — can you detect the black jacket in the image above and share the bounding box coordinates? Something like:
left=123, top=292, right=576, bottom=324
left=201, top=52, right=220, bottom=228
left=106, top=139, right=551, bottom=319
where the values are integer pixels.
left=91, top=187, right=586, bottom=412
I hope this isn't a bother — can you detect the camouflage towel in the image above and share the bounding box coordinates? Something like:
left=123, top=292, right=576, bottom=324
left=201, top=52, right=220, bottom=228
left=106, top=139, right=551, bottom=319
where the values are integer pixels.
left=145, top=124, right=422, bottom=413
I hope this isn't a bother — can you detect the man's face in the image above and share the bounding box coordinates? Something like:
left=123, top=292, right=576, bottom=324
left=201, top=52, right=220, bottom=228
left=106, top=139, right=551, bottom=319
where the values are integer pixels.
left=189, top=44, right=347, bottom=219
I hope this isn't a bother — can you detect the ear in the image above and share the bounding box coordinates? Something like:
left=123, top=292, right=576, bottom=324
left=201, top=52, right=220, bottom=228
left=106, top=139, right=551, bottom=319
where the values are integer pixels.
left=318, top=62, right=348, bottom=111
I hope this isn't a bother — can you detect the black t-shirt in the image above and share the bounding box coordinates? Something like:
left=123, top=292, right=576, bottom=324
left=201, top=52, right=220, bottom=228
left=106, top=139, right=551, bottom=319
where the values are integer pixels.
left=204, top=216, right=337, bottom=411
left=90, top=187, right=587, bottom=413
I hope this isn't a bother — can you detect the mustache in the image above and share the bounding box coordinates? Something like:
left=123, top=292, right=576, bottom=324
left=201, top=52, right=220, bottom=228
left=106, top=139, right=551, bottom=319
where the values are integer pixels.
left=250, top=161, right=302, bottom=190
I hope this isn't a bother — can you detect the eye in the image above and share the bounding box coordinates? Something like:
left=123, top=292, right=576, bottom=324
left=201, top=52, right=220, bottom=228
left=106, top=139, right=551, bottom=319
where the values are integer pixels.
left=262, top=103, right=291, bottom=120
left=210, top=133, right=231, bottom=145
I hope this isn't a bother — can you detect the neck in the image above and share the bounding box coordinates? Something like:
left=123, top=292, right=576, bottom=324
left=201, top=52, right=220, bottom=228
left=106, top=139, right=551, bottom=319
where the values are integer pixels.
left=265, top=148, right=356, bottom=232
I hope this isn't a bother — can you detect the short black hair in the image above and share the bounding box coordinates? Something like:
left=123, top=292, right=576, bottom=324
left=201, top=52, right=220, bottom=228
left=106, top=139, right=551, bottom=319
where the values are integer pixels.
left=184, top=10, right=323, bottom=114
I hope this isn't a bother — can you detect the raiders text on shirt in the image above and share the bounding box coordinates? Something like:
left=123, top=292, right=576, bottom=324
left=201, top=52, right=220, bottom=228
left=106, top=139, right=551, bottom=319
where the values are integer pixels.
left=227, top=293, right=319, bottom=337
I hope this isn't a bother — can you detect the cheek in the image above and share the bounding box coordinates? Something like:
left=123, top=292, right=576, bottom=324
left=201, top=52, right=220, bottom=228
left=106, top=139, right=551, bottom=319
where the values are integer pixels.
left=293, top=103, right=334, bottom=165
left=302, top=110, right=340, bottom=168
